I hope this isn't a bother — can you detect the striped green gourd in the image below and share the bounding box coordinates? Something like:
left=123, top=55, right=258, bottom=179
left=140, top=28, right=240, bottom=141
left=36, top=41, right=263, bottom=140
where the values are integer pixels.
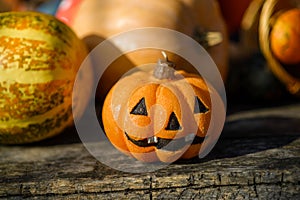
left=0, top=12, right=88, bottom=144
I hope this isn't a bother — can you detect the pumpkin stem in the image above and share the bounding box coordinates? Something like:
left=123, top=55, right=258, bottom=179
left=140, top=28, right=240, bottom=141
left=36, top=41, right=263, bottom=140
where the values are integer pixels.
left=153, top=51, right=176, bottom=80
left=193, top=28, right=223, bottom=48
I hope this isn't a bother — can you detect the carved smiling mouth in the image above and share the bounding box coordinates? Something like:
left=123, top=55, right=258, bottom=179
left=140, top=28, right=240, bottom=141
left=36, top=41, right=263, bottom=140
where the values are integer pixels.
left=125, top=132, right=205, bottom=151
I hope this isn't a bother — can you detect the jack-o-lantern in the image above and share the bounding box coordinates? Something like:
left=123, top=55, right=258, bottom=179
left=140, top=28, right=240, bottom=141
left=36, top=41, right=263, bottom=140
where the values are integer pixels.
left=102, top=52, right=212, bottom=163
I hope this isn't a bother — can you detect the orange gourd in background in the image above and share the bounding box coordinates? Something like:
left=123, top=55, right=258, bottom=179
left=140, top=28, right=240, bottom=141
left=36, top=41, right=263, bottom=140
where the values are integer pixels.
left=270, top=8, right=300, bottom=65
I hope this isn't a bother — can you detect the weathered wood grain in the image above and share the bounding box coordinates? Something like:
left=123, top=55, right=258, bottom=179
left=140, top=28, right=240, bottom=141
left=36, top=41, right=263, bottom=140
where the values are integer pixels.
left=0, top=104, right=299, bottom=199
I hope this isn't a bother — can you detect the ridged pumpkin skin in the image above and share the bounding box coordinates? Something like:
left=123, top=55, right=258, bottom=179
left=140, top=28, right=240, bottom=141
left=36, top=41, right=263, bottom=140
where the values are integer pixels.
left=0, top=12, right=88, bottom=144
left=102, top=62, right=211, bottom=163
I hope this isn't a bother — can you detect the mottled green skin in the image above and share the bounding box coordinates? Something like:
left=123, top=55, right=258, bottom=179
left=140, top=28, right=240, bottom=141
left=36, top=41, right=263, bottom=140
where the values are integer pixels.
left=0, top=12, right=88, bottom=144
left=0, top=107, right=72, bottom=144
left=0, top=81, right=71, bottom=121
left=0, top=11, right=75, bottom=48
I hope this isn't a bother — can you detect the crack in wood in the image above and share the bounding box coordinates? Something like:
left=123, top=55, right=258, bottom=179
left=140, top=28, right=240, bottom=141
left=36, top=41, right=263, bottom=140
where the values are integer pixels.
left=187, top=174, right=195, bottom=186
left=1, top=179, right=298, bottom=198
left=253, top=176, right=259, bottom=199
left=149, top=176, right=153, bottom=200
left=278, top=172, right=284, bottom=199
left=218, top=173, right=222, bottom=185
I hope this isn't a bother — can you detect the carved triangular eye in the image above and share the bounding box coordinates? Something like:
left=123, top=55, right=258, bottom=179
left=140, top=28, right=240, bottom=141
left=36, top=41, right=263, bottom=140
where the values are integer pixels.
left=165, top=112, right=182, bottom=130
left=130, top=97, right=148, bottom=116
left=194, top=96, right=209, bottom=114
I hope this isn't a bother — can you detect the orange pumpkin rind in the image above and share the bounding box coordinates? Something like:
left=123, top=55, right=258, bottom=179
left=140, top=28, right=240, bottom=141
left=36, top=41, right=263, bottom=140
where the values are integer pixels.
left=102, top=53, right=212, bottom=162
left=259, top=0, right=300, bottom=97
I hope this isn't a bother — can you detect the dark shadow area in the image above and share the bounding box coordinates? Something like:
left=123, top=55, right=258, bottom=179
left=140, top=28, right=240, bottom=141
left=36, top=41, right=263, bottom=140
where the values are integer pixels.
left=257, top=157, right=300, bottom=170
left=176, top=113, right=300, bottom=164
left=22, top=125, right=81, bottom=146
left=225, top=52, right=297, bottom=111
left=176, top=134, right=299, bottom=165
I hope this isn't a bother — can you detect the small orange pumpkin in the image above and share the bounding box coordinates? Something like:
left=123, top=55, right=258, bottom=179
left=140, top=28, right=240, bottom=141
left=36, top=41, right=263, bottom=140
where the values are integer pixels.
left=102, top=52, right=212, bottom=163
left=270, top=8, right=300, bottom=65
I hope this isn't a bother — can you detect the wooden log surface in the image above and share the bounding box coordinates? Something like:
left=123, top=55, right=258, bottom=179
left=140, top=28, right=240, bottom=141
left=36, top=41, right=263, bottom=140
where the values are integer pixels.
left=0, top=103, right=299, bottom=199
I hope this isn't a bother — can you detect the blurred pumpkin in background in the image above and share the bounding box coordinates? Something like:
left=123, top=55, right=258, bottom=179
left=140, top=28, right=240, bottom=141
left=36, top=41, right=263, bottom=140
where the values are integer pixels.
left=55, top=0, right=229, bottom=102
left=270, top=8, right=300, bottom=65
left=57, top=0, right=228, bottom=74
